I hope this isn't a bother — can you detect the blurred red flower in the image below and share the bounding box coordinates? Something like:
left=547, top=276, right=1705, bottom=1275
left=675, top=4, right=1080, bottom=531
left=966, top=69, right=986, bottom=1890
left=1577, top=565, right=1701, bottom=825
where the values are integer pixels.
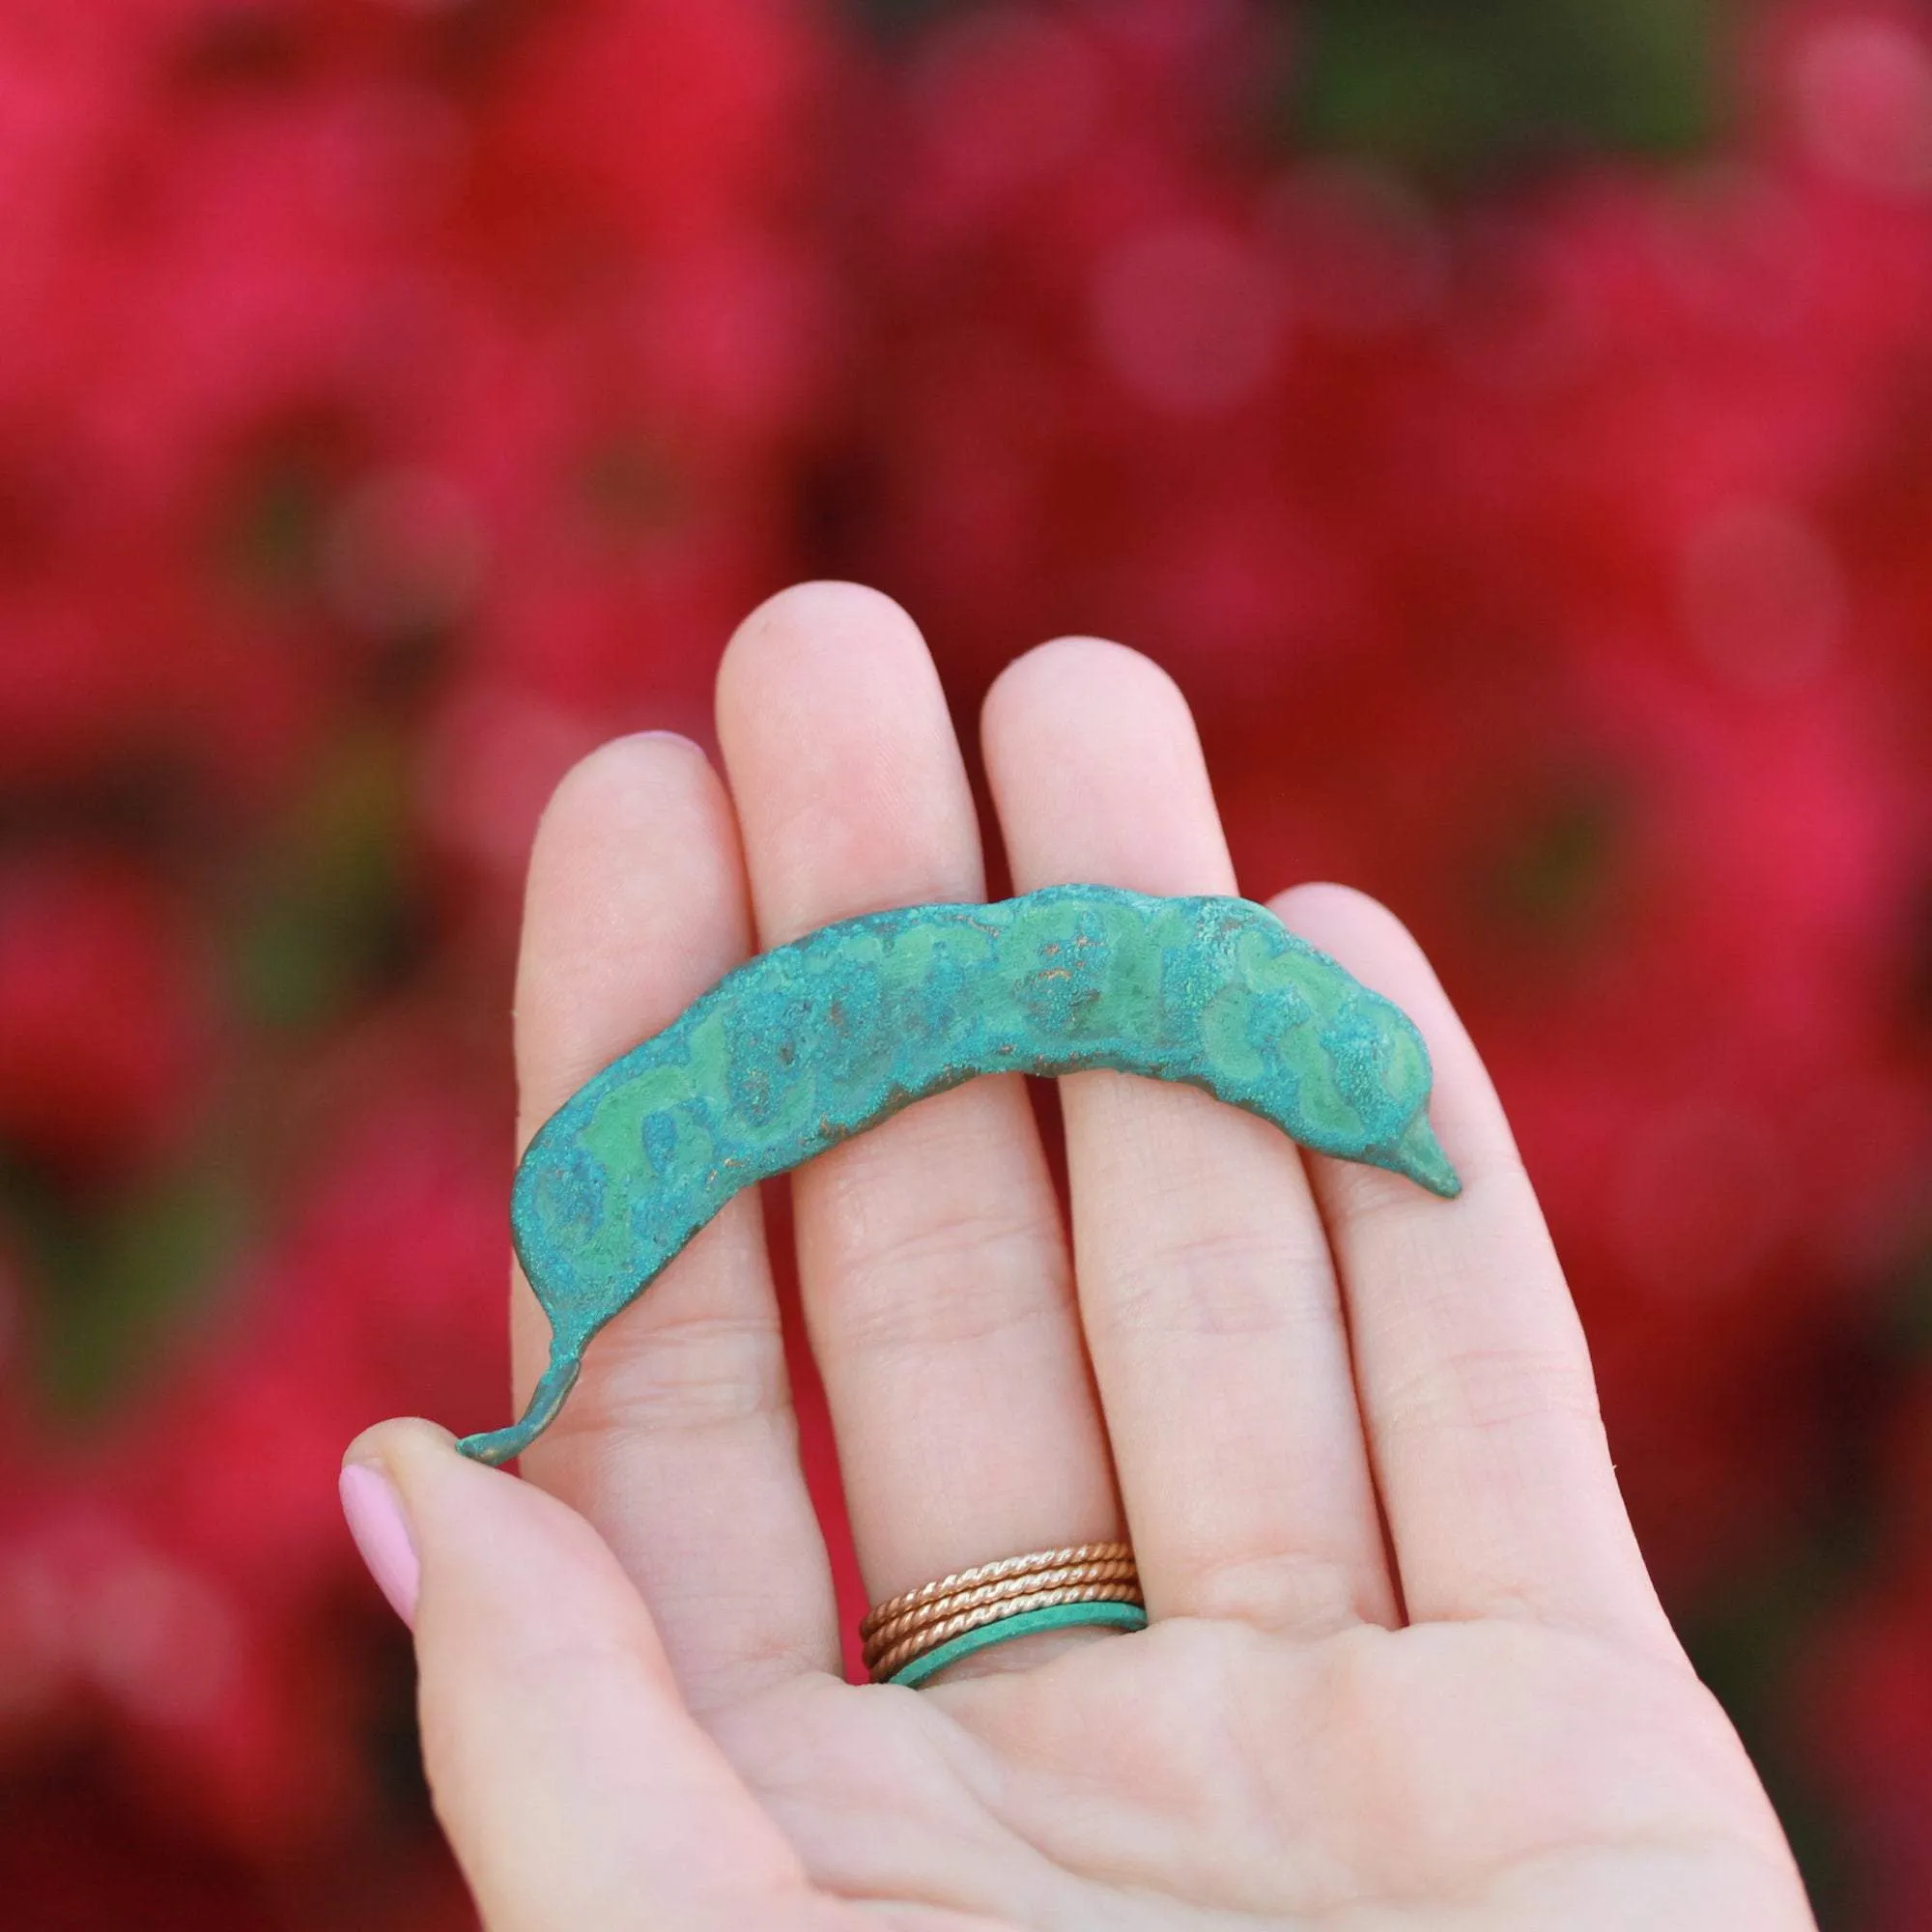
left=0, top=0, right=1928, bottom=1923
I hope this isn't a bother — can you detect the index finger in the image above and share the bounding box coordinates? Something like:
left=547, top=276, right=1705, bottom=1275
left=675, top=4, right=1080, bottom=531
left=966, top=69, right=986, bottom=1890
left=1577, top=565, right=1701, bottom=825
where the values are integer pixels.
left=510, top=732, right=839, bottom=1703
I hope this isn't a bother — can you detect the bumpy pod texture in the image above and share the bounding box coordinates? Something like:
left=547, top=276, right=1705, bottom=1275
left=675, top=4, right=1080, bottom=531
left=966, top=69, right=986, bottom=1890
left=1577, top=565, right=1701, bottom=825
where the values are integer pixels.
left=461, top=884, right=1459, bottom=1464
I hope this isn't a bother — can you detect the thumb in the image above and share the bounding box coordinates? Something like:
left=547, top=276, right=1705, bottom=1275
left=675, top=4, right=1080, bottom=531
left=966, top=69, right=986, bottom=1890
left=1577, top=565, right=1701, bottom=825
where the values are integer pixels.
left=341, top=1418, right=816, bottom=1932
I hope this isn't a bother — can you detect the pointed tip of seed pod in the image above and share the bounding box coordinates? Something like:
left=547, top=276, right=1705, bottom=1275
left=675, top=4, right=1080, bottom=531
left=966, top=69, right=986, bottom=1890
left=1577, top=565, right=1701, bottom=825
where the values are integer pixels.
left=1389, top=1112, right=1463, bottom=1199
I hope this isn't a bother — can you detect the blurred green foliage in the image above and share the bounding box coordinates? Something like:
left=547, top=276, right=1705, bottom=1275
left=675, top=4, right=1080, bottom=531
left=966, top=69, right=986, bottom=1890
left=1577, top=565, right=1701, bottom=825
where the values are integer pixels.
left=1475, top=782, right=1627, bottom=946
left=12, top=738, right=420, bottom=1414
left=1684, top=1563, right=1857, bottom=1929
left=1293, top=0, right=1729, bottom=172
left=5, top=1153, right=249, bottom=1418
left=852, top=0, right=1729, bottom=175
left=231, top=734, right=419, bottom=1035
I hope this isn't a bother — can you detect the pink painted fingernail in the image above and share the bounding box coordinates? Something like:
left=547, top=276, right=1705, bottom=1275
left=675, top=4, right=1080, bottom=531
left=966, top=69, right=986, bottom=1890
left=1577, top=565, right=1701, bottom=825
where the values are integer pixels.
left=340, top=1463, right=419, bottom=1629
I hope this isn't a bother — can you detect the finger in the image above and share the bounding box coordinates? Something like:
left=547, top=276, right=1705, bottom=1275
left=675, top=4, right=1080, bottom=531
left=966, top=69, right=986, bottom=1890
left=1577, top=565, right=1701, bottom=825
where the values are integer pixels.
left=1272, top=883, right=1678, bottom=1650
left=344, top=1421, right=822, bottom=1932
left=981, top=639, right=1396, bottom=1634
left=512, top=732, right=839, bottom=1702
left=716, top=583, right=1121, bottom=1615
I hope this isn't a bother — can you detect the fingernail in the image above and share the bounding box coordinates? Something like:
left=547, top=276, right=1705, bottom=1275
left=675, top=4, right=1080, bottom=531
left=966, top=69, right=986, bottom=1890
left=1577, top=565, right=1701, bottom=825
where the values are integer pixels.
left=340, top=1463, right=419, bottom=1629
left=627, top=728, right=701, bottom=752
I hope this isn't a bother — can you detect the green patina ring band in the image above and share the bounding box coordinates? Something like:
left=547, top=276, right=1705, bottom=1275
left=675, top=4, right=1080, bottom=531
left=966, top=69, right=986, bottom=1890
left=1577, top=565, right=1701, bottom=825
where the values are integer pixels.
left=885, top=1601, right=1151, bottom=1689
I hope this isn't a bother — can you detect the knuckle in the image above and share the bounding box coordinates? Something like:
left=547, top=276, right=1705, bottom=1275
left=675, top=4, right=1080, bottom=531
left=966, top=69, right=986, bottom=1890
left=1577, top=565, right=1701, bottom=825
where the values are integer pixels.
left=551, top=1300, right=793, bottom=1444
left=831, top=1198, right=1068, bottom=1355
left=1179, top=1546, right=1378, bottom=1635
left=1377, top=1336, right=1605, bottom=1445
left=1096, top=1221, right=1335, bottom=1339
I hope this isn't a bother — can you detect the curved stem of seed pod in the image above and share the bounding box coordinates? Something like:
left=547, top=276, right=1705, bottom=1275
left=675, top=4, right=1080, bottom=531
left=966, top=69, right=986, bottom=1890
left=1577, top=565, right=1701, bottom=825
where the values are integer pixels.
left=455, top=1348, right=584, bottom=1465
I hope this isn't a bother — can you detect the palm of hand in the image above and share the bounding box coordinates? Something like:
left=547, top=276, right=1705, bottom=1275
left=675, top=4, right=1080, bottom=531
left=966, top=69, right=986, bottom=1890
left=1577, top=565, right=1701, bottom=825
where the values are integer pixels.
left=353, top=587, right=1814, bottom=1931
left=715, top=1608, right=1804, bottom=1929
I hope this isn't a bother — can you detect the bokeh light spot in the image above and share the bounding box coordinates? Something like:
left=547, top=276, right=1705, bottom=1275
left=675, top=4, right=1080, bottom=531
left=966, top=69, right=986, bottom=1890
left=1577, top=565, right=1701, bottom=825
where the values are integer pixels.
left=1680, top=499, right=1845, bottom=694
left=1795, top=17, right=1932, bottom=198
left=1093, top=222, right=1286, bottom=414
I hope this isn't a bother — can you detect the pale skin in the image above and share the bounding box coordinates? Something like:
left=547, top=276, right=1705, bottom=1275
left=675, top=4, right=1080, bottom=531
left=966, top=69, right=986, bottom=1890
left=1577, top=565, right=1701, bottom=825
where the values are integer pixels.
left=347, top=583, right=1818, bottom=1931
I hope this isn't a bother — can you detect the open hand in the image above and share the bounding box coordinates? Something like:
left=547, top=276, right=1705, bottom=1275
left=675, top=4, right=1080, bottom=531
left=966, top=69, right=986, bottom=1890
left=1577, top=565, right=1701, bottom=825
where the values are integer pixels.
left=343, top=583, right=1815, bottom=1931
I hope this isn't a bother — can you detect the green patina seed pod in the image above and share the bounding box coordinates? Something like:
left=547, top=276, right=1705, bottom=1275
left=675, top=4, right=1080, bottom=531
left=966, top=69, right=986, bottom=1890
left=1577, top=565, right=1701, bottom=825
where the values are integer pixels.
left=458, top=884, right=1460, bottom=1465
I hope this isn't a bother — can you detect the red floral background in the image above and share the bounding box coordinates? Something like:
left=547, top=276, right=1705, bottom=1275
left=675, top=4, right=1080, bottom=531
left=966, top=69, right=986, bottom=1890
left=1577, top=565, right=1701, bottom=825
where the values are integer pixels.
left=1, top=0, right=1929, bottom=1924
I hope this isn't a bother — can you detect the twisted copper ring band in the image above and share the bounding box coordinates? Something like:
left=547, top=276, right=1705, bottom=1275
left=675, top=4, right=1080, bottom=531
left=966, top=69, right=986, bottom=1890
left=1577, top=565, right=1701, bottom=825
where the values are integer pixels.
left=867, top=1579, right=1146, bottom=1682
left=863, top=1557, right=1141, bottom=1656
left=860, top=1542, right=1134, bottom=1641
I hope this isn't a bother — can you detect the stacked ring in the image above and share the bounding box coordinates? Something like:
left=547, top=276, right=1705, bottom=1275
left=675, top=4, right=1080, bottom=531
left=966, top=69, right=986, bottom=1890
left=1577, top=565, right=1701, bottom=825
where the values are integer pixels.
left=862, top=1543, right=1147, bottom=1687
